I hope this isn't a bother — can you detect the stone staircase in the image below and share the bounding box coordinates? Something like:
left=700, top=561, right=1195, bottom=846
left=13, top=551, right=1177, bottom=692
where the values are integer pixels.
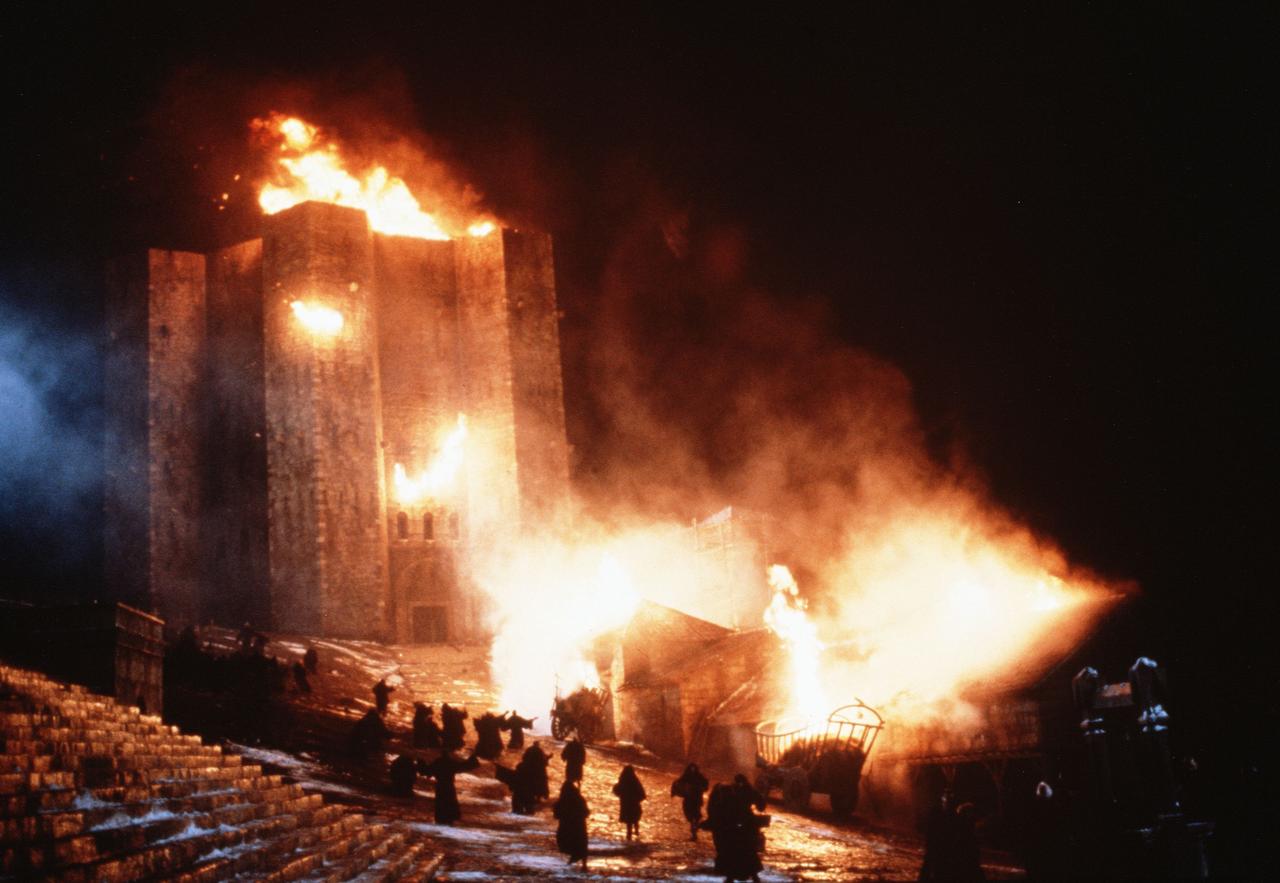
left=1, top=663, right=442, bottom=882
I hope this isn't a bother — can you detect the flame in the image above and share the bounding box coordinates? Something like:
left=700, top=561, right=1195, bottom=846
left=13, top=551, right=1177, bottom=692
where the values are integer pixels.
left=393, top=415, right=468, bottom=505
left=254, top=114, right=495, bottom=240
left=480, top=538, right=642, bottom=721
left=764, top=564, right=829, bottom=724
left=289, top=300, right=344, bottom=336
left=804, top=504, right=1113, bottom=725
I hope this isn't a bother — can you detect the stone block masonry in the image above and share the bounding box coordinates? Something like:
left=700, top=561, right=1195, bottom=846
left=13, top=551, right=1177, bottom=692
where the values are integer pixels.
left=104, top=250, right=205, bottom=629
left=262, top=202, right=390, bottom=638
left=104, top=202, right=571, bottom=644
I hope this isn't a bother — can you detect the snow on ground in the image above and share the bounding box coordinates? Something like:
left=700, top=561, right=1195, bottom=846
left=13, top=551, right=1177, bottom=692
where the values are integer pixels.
left=230, top=743, right=365, bottom=798
left=196, top=635, right=1015, bottom=879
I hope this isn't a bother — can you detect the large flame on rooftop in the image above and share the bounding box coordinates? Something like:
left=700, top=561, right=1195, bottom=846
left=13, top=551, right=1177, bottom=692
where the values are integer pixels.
left=254, top=113, right=495, bottom=240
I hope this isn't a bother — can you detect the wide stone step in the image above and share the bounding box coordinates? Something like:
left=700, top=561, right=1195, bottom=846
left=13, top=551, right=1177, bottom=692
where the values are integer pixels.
left=4, top=740, right=227, bottom=762
left=2, top=724, right=204, bottom=744
left=1, top=782, right=306, bottom=841
left=2, top=791, right=325, bottom=873
left=44, top=802, right=347, bottom=882
left=168, top=807, right=360, bottom=883
left=311, top=826, right=404, bottom=883
left=396, top=848, right=445, bottom=883
left=1, top=773, right=288, bottom=818
left=347, top=832, right=439, bottom=883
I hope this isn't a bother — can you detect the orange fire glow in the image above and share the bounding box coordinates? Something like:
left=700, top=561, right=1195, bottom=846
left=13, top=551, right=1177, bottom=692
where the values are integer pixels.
left=764, top=564, right=829, bottom=723
left=393, top=415, right=468, bottom=506
left=289, top=300, right=344, bottom=336
left=479, top=537, right=643, bottom=719
left=778, top=504, right=1115, bottom=728
left=254, top=114, right=496, bottom=241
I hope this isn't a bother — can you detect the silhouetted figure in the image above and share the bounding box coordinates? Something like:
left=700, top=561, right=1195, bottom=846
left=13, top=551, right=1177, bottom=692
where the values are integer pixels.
left=951, top=802, right=984, bottom=882
left=502, top=711, right=536, bottom=750
left=919, top=791, right=953, bottom=882
left=413, top=703, right=442, bottom=749
left=348, top=709, right=391, bottom=757
left=523, top=743, right=551, bottom=802
left=237, top=622, right=257, bottom=655
left=473, top=712, right=505, bottom=760
left=373, top=678, right=395, bottom=714
left=419, top=751, right=480, bottom=825
left=672, top=762, right=710, bottom=841
left=303, top=645, right=319, bottom=674
left=292, top=660, right=311, bottom=693
left=704, top=775, right=768, bottom=883
left=553, top=780, right=590, bottom=868
left=441, top=703, right=469, bottom=752
left=1023, top=782, right=1064, bottom=882
left=389, top=753, right=418, bottom=797
left=175, top=625, right=200, bottom=661
left=496, top=748, right=546, bottom=815
left=919, top=791, right=983, bottom=881
left=613, top=764, right=647, bottom=841
left=562, top=738, right=586, bottom=784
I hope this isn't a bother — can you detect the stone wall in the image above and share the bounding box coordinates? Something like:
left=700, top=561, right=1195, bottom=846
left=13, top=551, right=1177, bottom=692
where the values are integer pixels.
left=104, top=250, right=205, bottom=630
left=204, top=239, right=270, bottom=628
left=501, top=231, right=571, bottom=530
left=107, top=204, right=570, bottom=645
left=262, top=202, right=390, bottom=639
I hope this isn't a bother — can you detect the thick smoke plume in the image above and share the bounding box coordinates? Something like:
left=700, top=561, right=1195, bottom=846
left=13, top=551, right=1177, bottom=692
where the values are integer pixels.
left=0, top=281, right=102, bottom=599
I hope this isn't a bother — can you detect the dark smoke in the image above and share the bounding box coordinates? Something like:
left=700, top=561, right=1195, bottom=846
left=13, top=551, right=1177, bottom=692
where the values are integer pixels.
left=0, top=268, right=103, bottom=601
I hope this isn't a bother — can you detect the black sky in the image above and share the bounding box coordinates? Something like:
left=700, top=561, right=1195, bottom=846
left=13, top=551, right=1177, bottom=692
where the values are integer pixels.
left=1, top=7, right=1275, bottom=743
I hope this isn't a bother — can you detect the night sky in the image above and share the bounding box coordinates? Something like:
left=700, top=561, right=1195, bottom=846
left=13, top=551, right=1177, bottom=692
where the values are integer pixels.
left=1, top=8, right=1274, bottom=752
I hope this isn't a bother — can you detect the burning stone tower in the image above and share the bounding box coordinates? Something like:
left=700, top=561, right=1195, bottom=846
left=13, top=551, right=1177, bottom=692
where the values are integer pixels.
left=105, top=201, right=571, bottom=642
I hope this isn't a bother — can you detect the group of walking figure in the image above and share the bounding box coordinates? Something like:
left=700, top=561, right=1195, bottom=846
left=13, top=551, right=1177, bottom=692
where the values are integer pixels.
left=352, top=679, right=771, bottom=882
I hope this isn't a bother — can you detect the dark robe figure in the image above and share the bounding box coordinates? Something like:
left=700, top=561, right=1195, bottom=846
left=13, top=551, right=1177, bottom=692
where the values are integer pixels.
left=389, top=753, right=418, bottom=797
left=704, top=775, right=768, bottom=883
left=292, top=661, right=311, bottom=693
left=237, top=622, right=258, bottom=655
left=495, top=747, right=546, bottom=815
left=612, top=764, right=647, bottom=841
left=553, top=779, right=590, bottom=868
left=1022, top=782, right=1064, bottom=882
left=919, top=792, right=984, bottom=882
left=373, top=678, right=395, bottom=714
left=950, top=803, right=984, bottom=882
left=561, top=738, right=586, bottom=784
left=441, top=703, right=469, bottom=752
left=348, top=709, right=391, bottom=757
left=413, top=703, right=442, bottom=749
left=473, top=712, right=506, bottom=760
left=672, top=762, right=711, bottom=841
left=303, top=645, right=319, bottom=674
left=523, top=743, right=551, bottom=802
left=501, top=711, right=536, bottom=750
left=419, top=751, right=481, bottom=825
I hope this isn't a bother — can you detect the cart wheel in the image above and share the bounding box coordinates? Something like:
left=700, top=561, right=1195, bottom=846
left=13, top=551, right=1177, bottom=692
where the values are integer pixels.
left=754, top=772, right=772, bottom=800
left=783, top=770, right=811, bottom=811
left=551, top=716, right=567, bottom=740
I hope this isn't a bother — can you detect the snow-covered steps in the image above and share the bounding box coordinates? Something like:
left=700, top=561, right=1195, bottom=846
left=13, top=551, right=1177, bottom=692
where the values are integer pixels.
left=0, top=662, right=441, bottom=881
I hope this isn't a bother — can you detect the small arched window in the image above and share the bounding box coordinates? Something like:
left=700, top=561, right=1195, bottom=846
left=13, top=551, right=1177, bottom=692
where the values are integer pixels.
left=395, top=511, right=409, bottom=540
left=422, top=511, right=435, bottom=541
